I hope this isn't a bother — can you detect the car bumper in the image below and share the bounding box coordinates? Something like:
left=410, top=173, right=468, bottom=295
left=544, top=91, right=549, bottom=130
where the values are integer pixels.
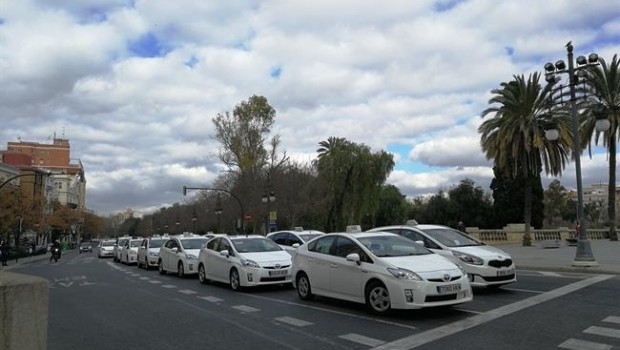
left=239, top=267, right=292, bottom=287
left=182, top=260, right=199, bottom=275
left=99, top=250, right=114, bottom=257
left=386, top=275, right=473, bottom=309
left=146, top=256, right=159, bottom=266
left=126, top=254, right=138, bottom=264
left=465, top=265, right=517, bottom=287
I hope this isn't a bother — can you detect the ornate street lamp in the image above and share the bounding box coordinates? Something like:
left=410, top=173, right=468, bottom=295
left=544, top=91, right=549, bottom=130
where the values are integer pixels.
left=543, top=42, right=608, bottom=267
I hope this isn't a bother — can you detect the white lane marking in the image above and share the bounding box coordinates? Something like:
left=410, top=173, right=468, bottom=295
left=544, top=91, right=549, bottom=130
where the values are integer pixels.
left=139, top=277, right=149, bottom=280
left=241, top=292, right=417, bottom=330
left=451, top=308, right=484, bottom=315
left=558, top=338, right=613, bottom=350
left=178, top=289, right=197, bottom=295
left=130, top=274, right=141, bottom=277
left=603, top=316, right=620, bottom=325
left=199, top=296, right=223, bottom=303
left=502, top=287, right=544, bottom=294
left=275, top=316, right=313, bottom=327
left=371, top=274, right=614, bottom=350
left=584, top=326, right=620, bottom=339
left=148, top=280, right=162, bottom=284
left=161, top=285, right=177, bottom=289
left=339, top=334, right=385, bottom=347
left=538, top=271, right=562, bottom=277
left=232, top=305, right=260, bottom=313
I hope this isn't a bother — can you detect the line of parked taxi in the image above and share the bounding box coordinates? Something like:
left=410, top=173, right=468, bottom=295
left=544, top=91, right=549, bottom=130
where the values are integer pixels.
left=96, top=223, right=517, bottom=315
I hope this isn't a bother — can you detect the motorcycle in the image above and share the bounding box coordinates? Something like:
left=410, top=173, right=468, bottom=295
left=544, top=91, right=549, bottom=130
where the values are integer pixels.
left=51, top=247, right=61, bottom=262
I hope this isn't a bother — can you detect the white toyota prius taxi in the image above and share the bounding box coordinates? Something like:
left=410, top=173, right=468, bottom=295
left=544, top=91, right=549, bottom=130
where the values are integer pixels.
left=291, top=230, right=473, bottom=314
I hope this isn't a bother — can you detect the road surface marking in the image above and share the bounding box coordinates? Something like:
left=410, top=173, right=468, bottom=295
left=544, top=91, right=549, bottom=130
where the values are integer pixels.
left=199, top=296, right=223, bottom=303
left=178, top=289, right=197, bottom=295
left=339, top=334, right=385, bottom=347
left=539, top=271, right=562, bottom=277
left=603, top=316, right=620, bottom=325
left=558, top=338, right=613, bottom=350
left=148, top=280, right=162, bottom=284
left=503, top=287, right=544, bottom=294
left=242, top=293, right=418, bottom=330
left=584, top=326, right=620, bottom=339
left=452, top=308, right=484, bottom=315
left=371, top=274, right=614, bottom=350
left=275, top=316, right=313, bottom=327
left=233, top=305, right=260, bottom=313
left=139, top=277, right=149, bottom=280
left=161, top=285, right=177, bottom=289
left=130, top=273, right=141, bottom=277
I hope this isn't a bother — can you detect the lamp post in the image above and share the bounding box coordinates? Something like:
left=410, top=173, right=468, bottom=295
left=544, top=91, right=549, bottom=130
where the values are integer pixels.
left=214, top=194, right=223, bottom=233
left=543, top=42, right=609, bottom=267
left=192, top=208, right=197, bottom=234
left=261, top=173, right=276, bottom=235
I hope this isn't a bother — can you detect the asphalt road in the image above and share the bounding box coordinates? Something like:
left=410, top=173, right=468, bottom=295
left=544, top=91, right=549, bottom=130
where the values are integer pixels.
left=12, top=251, right=620, bottom=350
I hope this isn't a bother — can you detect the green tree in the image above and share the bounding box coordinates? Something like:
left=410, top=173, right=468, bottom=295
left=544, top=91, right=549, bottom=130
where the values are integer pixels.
left=581, top=54, right=620, bottom=240
left=373, top=185, right=408, bottom=227
left=316, top=137, right=394, bottom=231
left=480, top=73, right=570, bottom=245
left=543, top=179, right=570, bottom=226
left=447, top=178, right=494, bottom=229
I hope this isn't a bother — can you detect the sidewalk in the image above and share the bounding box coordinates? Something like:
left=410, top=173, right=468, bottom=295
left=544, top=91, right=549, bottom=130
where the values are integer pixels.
left=499, top=239, right=620, bottom=275
left=0, top=252, right=64, bottom=271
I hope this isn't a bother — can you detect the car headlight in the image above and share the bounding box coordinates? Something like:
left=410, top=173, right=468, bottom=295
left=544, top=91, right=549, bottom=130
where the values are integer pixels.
left=241, top=259, right=260, bottom=268
left=387, top=267, right=422, bottom=281
left=456, top=263, right=466, bottom=274
left=452, top=251, right=484, bottom=265
left=148, top=251, right=158, bottom=256
left=184, top=253, right=198, bottom=260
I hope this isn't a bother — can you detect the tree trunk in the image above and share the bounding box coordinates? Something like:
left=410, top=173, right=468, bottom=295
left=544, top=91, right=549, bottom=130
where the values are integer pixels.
left=523, top=176, right=533, bottom=246
left=609, top=129, right=617, bottom=241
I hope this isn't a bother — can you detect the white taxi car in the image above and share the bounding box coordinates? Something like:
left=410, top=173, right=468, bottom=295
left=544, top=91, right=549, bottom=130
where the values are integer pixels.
left=197, top=235, right=292, bottom=291
left=266, top=227, right=324, bottom=255
left=137, top=236, right=165, bottom=269
left=97, top=239, right=116, bottom=258
left=292, top=231, right=472, bottom=314
left=158, top=233, right=210, bottom=277
left=120, top=238, right=142, bottom=265
left=367, top=224, right=516, bottom=288
left=113, top=236, right=131, bottom=262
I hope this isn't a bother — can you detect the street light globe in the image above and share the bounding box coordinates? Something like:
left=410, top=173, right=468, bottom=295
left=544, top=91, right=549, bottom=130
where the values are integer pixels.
left=595, top=118, right=611, bottom=132
left=545, top=129, right=559, bottom=141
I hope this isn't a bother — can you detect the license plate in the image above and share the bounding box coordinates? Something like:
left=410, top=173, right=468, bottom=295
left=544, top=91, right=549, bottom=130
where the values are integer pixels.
left=437, top=284, right=461, bottom=294
left=269, top=269, right=288, bottom=277
left=497, top=269, right=514, bottom=276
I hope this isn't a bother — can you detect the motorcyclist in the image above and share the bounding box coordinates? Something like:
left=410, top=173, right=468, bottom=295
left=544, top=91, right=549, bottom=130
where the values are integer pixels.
left=50, top=240, right=61, bottom=262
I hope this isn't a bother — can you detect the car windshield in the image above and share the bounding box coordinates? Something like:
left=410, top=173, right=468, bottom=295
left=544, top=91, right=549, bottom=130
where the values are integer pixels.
left=130, top=240, right=141, bottom=247
left=149, top=239, right=162, bottom=248
left=102, top=241, right=115, bottom=247
left=180, top=238, right=208, bottom=249
left=232, top=238, right=282, bottom=253
left=300, top=233, right=322, bottom=242
left=422, top=228, right=481, bottom=247
left=357, top=235, right=432, bottom=257
left=80, top=242, right=91, bottom=247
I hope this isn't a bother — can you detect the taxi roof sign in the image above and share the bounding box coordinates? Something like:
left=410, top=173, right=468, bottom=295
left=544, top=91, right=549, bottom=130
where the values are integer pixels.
left=346, top=225, right=362, bottom=233
left=294, top=227, right=304, bottom=232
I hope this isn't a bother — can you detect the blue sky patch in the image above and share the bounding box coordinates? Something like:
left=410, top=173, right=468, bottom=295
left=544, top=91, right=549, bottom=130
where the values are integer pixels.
left=504, top=46, right=514, bottom=56
left=185, top=55, right=199, bottom=68
left=270, top=66, right=282, bottom=79
left=434, top=0, right=465, bottom=12
left=128, top=33, right=171, bottom=58
left=0, top=18, right=5, bottom=25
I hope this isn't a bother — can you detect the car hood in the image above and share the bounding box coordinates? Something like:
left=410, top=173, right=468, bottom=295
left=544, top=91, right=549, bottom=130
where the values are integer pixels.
left=149, top=248, right=160, bottom=253
left=383, top=254, right=459, bottom=274
left=184, top=249, right=201, bottom=256
left=451, top=245, right=512, bottom=260
left=240, top=251, right=292, bottom=264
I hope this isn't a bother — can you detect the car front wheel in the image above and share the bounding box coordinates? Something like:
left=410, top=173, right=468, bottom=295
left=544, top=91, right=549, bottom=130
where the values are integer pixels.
left=158, top=260, right=166, bottom=275
left=366, top=282, right=391, bottom=314
left=229, top=268, right=241, bottom=291
left=178, top=262, right=185, bottom=278
left=296, top=273, right=313, bottom=300
left=198, top=264, right=208, bottom=285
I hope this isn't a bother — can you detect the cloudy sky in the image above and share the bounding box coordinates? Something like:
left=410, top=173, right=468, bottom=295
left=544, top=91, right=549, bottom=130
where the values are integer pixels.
left=1, top=0, right=618, bottom=216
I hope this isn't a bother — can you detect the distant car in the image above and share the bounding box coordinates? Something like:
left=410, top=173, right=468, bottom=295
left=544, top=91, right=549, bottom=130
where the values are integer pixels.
left=79, top=242, right=93, bottom=254
left=158, top=233, right=210, bottom=277
left=113, top=237, right=131, bottom=262
left=197, top=235, right=292, bottom=290
left=266, top=228, right=324, bottom=255
left=120, top=238, right=142, bottom=265
left=291, top=231, right=472, bottom=314
left=137, top=236, right=165, bottom=269
left=367, top=224, right=516, bottom=288
left=97, top=240, right=116, bottom=258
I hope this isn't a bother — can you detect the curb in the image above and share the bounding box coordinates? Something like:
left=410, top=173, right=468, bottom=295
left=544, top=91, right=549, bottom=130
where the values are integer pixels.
left=517, top=265, right=620, bottom=276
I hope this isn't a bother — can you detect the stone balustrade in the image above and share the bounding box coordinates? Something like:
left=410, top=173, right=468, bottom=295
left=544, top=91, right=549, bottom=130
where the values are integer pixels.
left=466, top=224, right=610, bottom=245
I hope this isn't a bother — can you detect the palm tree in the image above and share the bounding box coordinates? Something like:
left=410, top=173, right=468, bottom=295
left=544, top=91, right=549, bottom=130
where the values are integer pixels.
left=479, top=73, right=573, bottom=246
left=580, top=54, right=620, bottom=240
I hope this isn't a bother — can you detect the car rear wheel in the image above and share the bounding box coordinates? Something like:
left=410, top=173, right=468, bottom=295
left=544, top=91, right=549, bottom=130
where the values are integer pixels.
left=178, top=262, right=185, bottom=278
left=229, top=268, right=241, bottom=291
left=158, top=260, right=166, bottom=275
left=366, top=282, right=391, bottom=314
left=296, top=273, right=313, bottom=300
left=198, top=264, right=208, bottom=285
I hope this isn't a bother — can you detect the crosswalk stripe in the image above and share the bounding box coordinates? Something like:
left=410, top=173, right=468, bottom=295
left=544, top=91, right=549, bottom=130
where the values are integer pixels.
left=199, top=296, right=223, bottom=303
left=275, top=316, right=313, bottom=327
left=232, top=305, right=259, bottom=313
left=178, top=289, right=197, bottom=295
left=339, top=334, right=385, bottom=347
left=584, top=326, right=620, bottom=339
left=602, top=316, right=620, bottom=325
left=161, top=285, right=176, bottom=289
left=558, top=338, right=613, bottom=350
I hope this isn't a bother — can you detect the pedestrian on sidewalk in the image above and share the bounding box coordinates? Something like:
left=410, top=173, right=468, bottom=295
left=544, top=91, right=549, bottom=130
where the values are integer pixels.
left=0, top=239, right=8, bottom=266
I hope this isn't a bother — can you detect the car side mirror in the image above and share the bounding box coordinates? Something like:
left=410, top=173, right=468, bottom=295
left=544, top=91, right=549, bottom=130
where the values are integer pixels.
left=346, top=253, right=361, bottom=265
left=415, top=240, right=424, bottom=246
left=219, top=249, right=230, bottom=257
left=292, top=243, right=300, bottom=248
left=171, top=247, right=178, bottom=253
